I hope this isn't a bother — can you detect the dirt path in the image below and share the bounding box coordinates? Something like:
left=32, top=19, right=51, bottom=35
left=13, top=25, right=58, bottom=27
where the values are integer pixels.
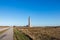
left=0, top=27, right=13, bottom=40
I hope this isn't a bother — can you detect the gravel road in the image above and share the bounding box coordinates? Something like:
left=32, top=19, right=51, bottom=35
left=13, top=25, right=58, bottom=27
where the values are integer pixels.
left=0, top=27, right=13, bottom=40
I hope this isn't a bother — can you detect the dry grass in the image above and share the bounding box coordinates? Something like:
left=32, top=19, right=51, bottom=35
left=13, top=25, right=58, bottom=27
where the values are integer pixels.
left=16, top=27, right=60, bottom=40
left=0, top=26, right=9, bottom=28
left=0, top=29, right=8, bottom=35
left=14, top=27, right=32, bottom=40
left=0, top=26, right=9, bottom=35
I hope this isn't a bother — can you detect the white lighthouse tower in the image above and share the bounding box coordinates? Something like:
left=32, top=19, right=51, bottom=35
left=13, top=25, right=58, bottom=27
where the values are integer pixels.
left=28, top=16, right=30, bottom=27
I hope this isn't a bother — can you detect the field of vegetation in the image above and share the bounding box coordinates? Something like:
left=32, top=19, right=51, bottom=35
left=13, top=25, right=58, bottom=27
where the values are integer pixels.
left=0, top=29, right=8, bottom=35
left=0, top=26, right=9, bottom=28
left=0, top=26, right=9, bottom=35
left=16, top=27, right=60, bottom=40
left=14, top=27, right=32, bottom=40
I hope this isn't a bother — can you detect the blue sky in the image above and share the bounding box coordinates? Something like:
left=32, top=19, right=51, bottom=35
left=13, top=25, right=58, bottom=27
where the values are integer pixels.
left=0, top=0, right=60, bottom=26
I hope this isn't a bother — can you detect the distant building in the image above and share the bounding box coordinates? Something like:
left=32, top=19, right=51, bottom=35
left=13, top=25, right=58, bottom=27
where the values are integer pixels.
left=28, top=16, right=31, bottom=27
left=24, top=16, right=31, bottom=27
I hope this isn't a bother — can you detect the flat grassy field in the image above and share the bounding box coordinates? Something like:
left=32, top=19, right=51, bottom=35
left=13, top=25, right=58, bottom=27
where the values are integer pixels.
left=16, top=27, right=60, bottom=40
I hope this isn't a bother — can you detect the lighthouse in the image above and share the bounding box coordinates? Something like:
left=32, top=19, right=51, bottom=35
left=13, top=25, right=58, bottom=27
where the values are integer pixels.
left=28, top=16, right=30, bottom=27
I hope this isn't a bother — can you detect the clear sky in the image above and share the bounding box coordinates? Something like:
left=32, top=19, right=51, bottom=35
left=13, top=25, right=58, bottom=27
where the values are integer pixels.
left=0, top=0, right=60, bottom=26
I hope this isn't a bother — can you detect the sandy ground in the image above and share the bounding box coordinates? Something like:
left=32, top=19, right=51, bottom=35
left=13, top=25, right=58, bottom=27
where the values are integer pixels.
left=0, top=27, right=13, bottom=40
